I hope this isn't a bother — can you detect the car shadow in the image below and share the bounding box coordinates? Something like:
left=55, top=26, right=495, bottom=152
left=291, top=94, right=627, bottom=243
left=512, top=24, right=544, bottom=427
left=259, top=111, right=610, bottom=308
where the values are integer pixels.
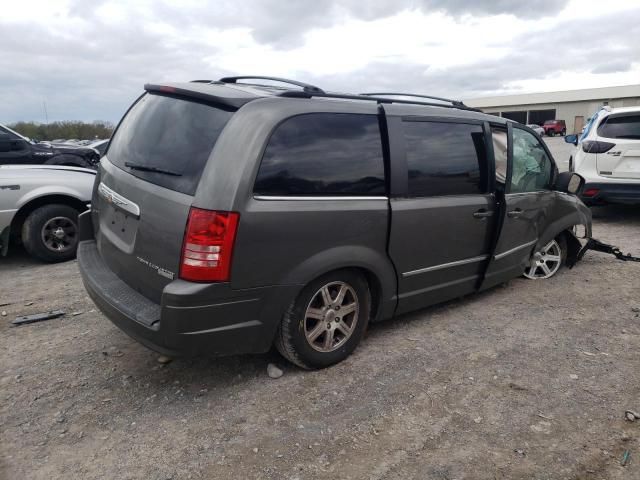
left=590, top=204, right=640, bottom=224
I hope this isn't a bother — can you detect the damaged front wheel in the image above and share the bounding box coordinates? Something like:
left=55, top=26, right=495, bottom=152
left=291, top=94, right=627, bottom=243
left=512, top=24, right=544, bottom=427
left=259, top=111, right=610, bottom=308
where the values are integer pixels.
left=523, top=238, right=565, bottom=280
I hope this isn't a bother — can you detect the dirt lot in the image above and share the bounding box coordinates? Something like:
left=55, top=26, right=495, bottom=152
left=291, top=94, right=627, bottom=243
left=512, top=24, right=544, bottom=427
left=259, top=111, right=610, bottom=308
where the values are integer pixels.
left=2, top=138, right=640, bottom=479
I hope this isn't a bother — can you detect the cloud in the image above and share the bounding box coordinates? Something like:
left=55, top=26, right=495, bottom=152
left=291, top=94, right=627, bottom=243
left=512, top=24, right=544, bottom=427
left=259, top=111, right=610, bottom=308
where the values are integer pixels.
left=0, top=0, right=637, bottom=124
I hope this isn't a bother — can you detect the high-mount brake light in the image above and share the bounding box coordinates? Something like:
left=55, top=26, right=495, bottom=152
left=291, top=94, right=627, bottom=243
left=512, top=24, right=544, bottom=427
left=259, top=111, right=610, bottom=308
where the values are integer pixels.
left=179, top=208, right=239, bottom=282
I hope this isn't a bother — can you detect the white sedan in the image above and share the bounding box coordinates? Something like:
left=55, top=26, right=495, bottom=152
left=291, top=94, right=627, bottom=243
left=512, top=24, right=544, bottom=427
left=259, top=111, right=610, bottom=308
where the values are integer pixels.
left=527, top=124, right=545, bottom=136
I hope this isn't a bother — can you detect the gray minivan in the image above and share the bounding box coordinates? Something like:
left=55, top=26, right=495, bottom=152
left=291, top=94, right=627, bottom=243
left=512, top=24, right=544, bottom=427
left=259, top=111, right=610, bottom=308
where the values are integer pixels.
left=77, top=76, right=591, bottom=369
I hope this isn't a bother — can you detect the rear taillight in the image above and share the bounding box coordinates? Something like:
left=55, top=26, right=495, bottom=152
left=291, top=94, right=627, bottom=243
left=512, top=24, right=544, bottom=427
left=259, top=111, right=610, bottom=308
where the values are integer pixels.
left=180, top=208, right=239, bottom=282
left=583, top=188, right=600, bottom=198
left=582, top=140, right=615, bottom=154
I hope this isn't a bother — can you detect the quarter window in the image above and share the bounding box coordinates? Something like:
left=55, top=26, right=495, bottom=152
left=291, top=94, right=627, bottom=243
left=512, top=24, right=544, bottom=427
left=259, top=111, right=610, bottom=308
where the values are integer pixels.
left=492, top=128, right=508, bottom=184
left=254, top=113, right=385, bottom=196
left=403, top=121, right=487, bottom=197
left=510, top=128, right=552, bottom=193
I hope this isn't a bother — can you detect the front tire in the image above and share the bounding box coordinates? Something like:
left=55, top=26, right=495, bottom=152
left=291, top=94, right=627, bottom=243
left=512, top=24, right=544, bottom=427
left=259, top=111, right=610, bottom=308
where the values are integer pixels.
left=523, top=236, right=566, bottom=280
left=21, top=204, right=80, bottom=263
left=275, top=270, right=371, bottom=369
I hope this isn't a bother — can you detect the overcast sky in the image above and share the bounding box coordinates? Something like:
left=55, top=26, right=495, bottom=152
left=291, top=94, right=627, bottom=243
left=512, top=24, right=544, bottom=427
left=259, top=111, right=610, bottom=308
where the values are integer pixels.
left=2, top=0, right=639, bottom=124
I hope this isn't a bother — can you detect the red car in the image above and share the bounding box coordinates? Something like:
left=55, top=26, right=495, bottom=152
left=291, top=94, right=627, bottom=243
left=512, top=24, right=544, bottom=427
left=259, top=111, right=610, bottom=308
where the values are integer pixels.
left=543, top=119, right=566, bottom=136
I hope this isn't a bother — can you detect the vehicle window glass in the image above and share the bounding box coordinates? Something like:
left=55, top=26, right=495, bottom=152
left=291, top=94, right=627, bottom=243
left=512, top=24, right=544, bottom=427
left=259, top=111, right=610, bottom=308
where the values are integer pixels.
left=0, top=126, right=18, bottom=140
left=254, top=113, right=385, bottom=196
left=403, top=121, right=487, bottom=196
left=597, top=114, right=640, bottom=139
left=492, top=128, right=507, bottom=184
left=108, top=93, right=234, bottom=195
left=510, top=128, right=552, bottom=193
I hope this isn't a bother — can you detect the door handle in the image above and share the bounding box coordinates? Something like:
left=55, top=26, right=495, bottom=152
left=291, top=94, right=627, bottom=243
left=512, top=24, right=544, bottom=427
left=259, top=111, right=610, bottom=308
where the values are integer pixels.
left=473, top=209, right=494, bottom=219
left=507, top=208, right=523, bottom=218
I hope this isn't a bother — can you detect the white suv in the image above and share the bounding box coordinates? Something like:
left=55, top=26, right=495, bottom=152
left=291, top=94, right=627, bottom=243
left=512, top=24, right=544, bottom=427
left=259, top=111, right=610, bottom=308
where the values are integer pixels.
left=566, top=105, right=640, bottom=205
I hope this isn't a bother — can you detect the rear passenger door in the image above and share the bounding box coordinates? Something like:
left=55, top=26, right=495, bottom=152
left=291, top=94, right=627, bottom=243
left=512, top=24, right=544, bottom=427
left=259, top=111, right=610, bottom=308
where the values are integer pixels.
left=481, top=123, right=556, bottom=288
left=385, top=109, right=496, bottom=315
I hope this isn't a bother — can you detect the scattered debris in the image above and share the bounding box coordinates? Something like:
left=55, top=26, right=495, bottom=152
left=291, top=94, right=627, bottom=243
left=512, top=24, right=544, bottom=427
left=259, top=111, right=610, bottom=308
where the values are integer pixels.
left=0, top=302, right=11, bottom=307
left=508, top=382, right=528, bottom=391
left=537, top=412, right=553, bottom=420
left=625, top=410, right=640, bottom=422
left=24, top=301, right=33, bottom=306
left=581, top=351, right=596, bottom=356
left=621, top=450, right=631, bottom=466
left=1, top=311, right=7, bottom=317
left=71, top=311, right=84, bottom=316
left=11, top=310, right=65, bottom=326
left=632, top=307, right=640, bottom=313
left=252, top=447, right=258, bottom=453
left=569, top=374, right=579, bottom=380
left=514, top=449, right=526, bottom=456
left=267, top=363, right=284, bottom=379
left=157, top=355, right=173, bottom=365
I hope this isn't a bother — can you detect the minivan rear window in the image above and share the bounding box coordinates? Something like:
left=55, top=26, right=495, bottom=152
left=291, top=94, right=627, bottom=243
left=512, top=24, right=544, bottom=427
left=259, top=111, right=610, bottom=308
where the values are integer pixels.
left=107, top=93, right=234, bottom=195
left=597, top=114, right=640, bottom=139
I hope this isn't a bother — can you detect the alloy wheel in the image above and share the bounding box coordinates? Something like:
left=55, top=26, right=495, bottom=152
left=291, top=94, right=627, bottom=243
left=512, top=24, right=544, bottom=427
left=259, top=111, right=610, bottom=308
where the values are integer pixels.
left=524, top=239, right=562, bottom=279
left=304, top=281, right=359, bottom=353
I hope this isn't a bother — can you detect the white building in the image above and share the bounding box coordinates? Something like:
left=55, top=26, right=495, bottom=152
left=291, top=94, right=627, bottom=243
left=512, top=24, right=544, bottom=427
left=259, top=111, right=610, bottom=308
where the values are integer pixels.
left=465, top=84, right=640, bottom=134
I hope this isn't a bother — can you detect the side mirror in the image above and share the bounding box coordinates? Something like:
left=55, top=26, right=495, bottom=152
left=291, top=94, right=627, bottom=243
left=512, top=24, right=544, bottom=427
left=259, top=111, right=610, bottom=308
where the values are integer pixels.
left=556, top=171, right=585, bottom=195
left=564, top=134, right=578, bottom=146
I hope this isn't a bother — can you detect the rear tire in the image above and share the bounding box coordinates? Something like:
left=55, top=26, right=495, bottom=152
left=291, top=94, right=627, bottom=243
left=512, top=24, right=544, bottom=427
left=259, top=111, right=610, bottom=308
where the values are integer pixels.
left=21, top=204, right=80, bottom=263
left=275, top=270, right=371, bottom=369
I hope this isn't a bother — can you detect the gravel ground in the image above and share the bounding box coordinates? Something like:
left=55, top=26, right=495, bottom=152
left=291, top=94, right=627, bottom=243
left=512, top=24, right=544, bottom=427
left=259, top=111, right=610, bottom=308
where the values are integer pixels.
left=1, top=137, right=639, bottom=479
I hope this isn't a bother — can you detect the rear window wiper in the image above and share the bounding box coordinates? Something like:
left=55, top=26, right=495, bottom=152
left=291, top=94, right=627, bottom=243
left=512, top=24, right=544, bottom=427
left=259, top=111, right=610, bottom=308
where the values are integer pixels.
left=124, top=162, right=182, bottom=176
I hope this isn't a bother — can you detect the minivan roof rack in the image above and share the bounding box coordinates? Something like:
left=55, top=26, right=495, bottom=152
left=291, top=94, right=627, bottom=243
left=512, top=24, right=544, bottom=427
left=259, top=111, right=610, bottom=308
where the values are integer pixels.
left=278, top=90, right=480, bottom=112
left=360, top=92, right=468, bottom=108
left=219, top=76, right=325, bottom=94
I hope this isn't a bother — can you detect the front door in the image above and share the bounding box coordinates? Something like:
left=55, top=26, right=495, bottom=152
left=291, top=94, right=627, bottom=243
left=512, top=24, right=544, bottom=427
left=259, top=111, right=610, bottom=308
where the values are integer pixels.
left=482, top=124, right=557, bottom=289
left=386, top=113, right=496, bottom=314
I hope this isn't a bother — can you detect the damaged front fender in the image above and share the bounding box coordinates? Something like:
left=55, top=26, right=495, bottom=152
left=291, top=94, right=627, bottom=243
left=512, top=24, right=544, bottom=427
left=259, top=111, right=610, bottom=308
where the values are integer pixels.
left=536, top=193, right=592, bottom=268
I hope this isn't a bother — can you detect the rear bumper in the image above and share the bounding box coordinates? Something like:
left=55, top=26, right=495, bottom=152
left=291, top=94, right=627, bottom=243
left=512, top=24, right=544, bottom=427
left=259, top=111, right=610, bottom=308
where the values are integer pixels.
left=77, top=212, right=300, bottom=357
left=581, top=182, right=640, bottom=205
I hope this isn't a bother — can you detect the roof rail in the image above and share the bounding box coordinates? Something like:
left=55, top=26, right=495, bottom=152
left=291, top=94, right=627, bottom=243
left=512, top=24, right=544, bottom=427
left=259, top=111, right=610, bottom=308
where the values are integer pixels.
left=190, top=79, right=213, bottom=83
left=279, top=90, right=480, bottom=112
left=219, top=76, right=325, bottom=94
left=360, top=92, right=468, bottom=108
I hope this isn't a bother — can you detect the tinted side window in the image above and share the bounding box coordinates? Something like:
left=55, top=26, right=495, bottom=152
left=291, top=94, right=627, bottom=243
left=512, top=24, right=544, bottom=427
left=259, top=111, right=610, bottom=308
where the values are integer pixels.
left=510, top=128, right=552, bottom=193
left=403, top=121, right=487, bottom=196
left=254, top=113, right=385, bottom=196
left=597, top=114, right=640, bottom=139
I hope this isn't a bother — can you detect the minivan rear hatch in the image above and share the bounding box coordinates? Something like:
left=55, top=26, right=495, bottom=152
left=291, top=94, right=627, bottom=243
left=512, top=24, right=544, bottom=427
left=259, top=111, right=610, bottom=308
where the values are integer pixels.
left=94, top=91, right=235, bottom=303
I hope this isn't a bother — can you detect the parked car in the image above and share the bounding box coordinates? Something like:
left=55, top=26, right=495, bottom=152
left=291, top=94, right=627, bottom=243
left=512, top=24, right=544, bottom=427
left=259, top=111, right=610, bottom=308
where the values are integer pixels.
left=543, top=119, right=566, bottom=136
left=88, top=139, right=109, bottom=157
left=527, top=124, right=545, bottom=136
left=77, top=76, right=591, bottom=369
left=566, top=105, right=640, bottom=205
left=0, top=124, right=100, bottom=168
left=0, top=165, right=95, bottom=261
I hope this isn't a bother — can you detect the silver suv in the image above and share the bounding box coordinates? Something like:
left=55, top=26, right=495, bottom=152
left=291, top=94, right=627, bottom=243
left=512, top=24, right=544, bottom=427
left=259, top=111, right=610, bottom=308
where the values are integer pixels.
left=77, top=76, right=591, bottom=369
